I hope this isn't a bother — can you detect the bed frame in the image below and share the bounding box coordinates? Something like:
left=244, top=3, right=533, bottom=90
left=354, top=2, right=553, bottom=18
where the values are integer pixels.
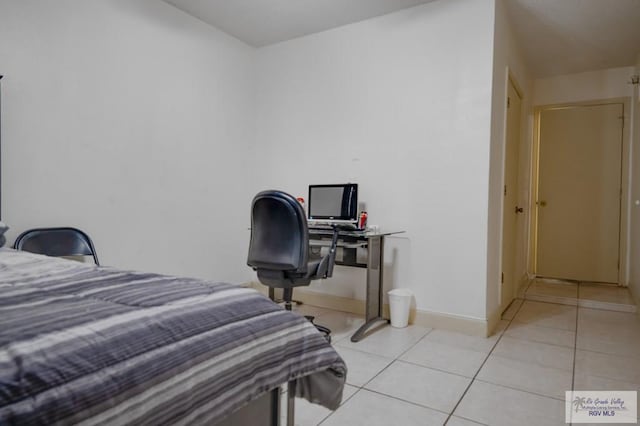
left=216, top=381, right=297, bottom=426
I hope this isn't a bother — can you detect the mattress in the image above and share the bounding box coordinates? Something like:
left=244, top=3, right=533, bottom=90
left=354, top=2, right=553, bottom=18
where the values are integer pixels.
left=0, top=248, right=346, bottom=425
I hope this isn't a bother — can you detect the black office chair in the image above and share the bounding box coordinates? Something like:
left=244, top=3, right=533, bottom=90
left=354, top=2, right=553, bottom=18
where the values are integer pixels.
left=247, top=190, right=339, bottom=340
left=13, top=227, right=100, bottom=265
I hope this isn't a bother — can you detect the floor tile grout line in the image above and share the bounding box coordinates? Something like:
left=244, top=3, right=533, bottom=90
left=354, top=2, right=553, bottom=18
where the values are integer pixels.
left=354, top=327, right=434, bottom=390
left=396, top=358, right=481, bottom=380
left=333, top=327, right=433, bottom=360
left=332, top=342, right=403, bottom=360
left=508, top=320, right=576, bottom=333
left=523, top=278, right=535, bottom=294
left=316, top=310, right=416, bottom=425
left=571, top=284, right=580, bottom=392
left=450, top=415, right=489, bottom=426
left=355, top=387, right=454, bottom=416
left=573, top=346, right=640, bottom=359
left=500, top=298, right=523, bottom=320
left=395, top=327, right=435, bottom=359
left=318, top=370, right=450, bottom=425
left=501, top=330, right=577, bottom=351
left=524, top=280, right=636, bottom=313
left=471, top=377, right=567, bottom=402
left=319, top=382, right=458, bottom=425
left=483, top=350, right=574, bottom=376
left=528, top=294, right=635, bottom=314
left=521, top=298, right=582, bottom=308
left=496, top=312, right=578, bottom=355
left=319, top=309, right=430, bottom=416
left=316, top=386, right=360, bottom=425
left=442, top=298, right=527, bottom=425
left=321, top=326, right=434, bottom=425
left=525, top=294, right=579, bottom=306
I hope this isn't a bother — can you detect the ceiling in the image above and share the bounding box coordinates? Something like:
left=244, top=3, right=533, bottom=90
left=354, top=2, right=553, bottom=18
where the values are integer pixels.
left=163, top=0, right=433, bottom=47
left=505, top=0, right=640, bottom=77
left=164, top=0, right=640, bottom=78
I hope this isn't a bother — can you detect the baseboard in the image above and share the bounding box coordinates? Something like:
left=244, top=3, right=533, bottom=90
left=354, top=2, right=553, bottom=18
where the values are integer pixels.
left=517, top=273, right=533, bottom=298
left=412, top=308, right=496, bottom=337
left=247, top=282, right=494, bottom=337
left=486, top=308, right=504, bottom=337
left=627, top=285, right=640, bottom=318
left=247, top=282, right=366, bottom=315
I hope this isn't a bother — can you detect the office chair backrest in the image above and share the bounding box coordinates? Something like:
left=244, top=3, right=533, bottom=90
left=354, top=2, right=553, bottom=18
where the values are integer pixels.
left=14, top=227, right=100, bottom=265
left=247, top=190, right=309, bottom=273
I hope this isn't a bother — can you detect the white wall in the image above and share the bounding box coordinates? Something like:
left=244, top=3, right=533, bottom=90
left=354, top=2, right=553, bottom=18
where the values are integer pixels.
left=533, top=67, right=635, bottom=106
left=0, top=0, right=255, bottom=283
left=486, top=0, right=532, bottom=320
left=629, top=56, right=640, bottom=300
left=252, top=0, right=496, bottom=319
left=1, top=0, right=506, bottom=323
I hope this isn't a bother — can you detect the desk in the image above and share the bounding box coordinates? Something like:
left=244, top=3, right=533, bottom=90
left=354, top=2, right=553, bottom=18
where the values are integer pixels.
left=308, top=229, right=405, bottom=342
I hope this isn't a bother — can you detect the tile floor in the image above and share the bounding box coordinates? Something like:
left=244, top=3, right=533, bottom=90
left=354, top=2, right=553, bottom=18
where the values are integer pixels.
left=286, top=293, right=640, bottom=426
left=524, top=278, right=636, bottom=313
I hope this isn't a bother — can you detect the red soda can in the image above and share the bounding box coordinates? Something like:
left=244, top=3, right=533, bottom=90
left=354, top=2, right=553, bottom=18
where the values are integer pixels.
left=359, top=211, right=368, bottom=229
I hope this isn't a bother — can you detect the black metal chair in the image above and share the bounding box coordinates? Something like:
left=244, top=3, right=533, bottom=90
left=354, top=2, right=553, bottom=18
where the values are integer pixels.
left=13, top=227, right=100, bottom=265
left=247, top=190, right=339, bottom=340
left=0, top=221, right=8, bottom=248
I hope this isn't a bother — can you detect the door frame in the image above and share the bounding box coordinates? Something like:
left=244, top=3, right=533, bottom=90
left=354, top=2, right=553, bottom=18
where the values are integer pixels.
left=529, top=98, right=631, bottom=285
left=499, top=74, right=524, bottom=312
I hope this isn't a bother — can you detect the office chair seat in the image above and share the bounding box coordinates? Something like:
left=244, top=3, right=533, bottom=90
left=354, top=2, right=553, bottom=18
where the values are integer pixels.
left=257, top=257, right=325, bottom=287
left=13, top=227, right=100, bottom=265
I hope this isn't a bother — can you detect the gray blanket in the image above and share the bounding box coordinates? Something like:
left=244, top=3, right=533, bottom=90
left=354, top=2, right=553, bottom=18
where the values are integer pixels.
left=0, top=249, right=346, bottom=425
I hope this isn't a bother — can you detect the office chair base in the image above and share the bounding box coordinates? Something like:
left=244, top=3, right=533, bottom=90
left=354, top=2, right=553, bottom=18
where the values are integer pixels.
left=275, top=299, right=303, bottom=306
left=315, top=324, right=331, bottom=344
left=305, top=315, right=331, bottom=344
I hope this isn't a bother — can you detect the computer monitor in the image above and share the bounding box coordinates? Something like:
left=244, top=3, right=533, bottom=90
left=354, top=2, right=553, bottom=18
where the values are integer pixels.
left=308, top=183, right=358, bottom=222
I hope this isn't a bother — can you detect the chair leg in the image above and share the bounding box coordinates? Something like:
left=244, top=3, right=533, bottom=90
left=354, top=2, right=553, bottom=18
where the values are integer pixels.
left=268, top=288, right=303, bottom=306
left=283, top=288, right=293, bottom=311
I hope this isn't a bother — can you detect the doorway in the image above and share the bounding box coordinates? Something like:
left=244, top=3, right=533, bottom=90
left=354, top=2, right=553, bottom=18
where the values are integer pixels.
left=534, top=102, right=626, bottom=284
left=500, top=78, right=523, bottom=311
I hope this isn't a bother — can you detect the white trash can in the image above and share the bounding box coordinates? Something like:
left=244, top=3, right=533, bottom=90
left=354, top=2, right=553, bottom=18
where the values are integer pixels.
left=388, top=289, right=413, bottom=328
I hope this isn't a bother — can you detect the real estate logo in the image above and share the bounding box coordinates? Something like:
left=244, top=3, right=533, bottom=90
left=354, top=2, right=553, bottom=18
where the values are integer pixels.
left=566, top=391, right=637, bottom=423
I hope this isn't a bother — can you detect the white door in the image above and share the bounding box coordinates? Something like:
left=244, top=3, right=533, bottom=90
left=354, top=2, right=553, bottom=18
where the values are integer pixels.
left=536, top=103, right=623, bottom=283
left=501, top=80, right=522, bottom=310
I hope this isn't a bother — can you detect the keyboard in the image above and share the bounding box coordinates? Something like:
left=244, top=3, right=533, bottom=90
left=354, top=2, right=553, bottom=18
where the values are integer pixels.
left=309, top=227, right=334, bottom=236
left=308, top=224, right=334, bottom=230
left=308, top=220, right=357, bottom=228
left=309, top=223, right=358, bottom=230
left=336, top=223, right=358, bottom=230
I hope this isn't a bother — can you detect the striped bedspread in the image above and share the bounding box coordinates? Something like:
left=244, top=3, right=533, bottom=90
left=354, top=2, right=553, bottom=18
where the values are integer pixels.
left=0, top=249, right=346, bottom=425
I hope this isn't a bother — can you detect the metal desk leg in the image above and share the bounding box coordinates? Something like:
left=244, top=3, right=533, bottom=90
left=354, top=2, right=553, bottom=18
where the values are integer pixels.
left=286, top=380, right=296, bottom=426
left=270, top=387, right=281, bottom=426
left=351, top=235, right=387, bottom=342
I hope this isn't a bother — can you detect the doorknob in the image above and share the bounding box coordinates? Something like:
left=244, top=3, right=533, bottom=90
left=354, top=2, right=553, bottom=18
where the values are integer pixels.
left=515, top=206, right=524, bottom=214
left=538, top=200, right=547, bottom=207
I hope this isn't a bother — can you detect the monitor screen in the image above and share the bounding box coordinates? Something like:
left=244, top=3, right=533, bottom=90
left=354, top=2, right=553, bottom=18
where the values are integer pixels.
left=308, top=184, right=358, bottom=221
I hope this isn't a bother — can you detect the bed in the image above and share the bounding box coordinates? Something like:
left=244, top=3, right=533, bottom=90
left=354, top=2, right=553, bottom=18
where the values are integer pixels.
left=0, top=248, right=346, bottom=425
